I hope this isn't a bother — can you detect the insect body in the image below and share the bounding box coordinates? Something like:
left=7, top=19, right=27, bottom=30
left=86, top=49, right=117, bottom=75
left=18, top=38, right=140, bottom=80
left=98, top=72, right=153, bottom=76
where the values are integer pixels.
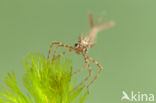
left=47, top=14, right=114, bottom=92
left=74, top=14, right=114, bottom=54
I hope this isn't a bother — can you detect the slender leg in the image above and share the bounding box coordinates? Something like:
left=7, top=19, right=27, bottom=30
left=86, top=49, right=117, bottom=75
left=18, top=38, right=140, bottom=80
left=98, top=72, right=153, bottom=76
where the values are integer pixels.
left=72, top=54, right=92, bottom=92
left=52, top=45, right=59, bottom=61
left=47, top=41, right=60, bottom=60
left=89, top=13, right=94, bottom=28
left=47, top=41, right=74, bottom=60
left=53, top=49, right=74, bottom=61
left=72, top=65, right=87, bottom=76
left=86, top=56, right=103, bottom=88
left=72, top=55, right=88, bottom=76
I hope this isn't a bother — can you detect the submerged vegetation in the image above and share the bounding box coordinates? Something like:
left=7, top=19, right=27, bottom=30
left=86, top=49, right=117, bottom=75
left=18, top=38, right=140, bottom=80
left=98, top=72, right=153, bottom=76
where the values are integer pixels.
left=0, top=53, right=88, bottom=103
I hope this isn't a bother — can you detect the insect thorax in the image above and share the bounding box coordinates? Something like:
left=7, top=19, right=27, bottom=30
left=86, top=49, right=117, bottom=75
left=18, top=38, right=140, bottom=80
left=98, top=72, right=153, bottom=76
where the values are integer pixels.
left=74, top=40, right=89, bottom=54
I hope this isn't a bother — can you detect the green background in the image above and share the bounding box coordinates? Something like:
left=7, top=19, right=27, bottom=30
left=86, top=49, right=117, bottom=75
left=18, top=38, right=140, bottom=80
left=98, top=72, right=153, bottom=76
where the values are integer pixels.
left=0, top=0, right=156, bottom=103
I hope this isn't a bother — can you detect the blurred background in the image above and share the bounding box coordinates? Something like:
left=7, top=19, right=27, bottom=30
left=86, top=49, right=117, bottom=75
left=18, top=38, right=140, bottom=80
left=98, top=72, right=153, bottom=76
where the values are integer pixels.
left=0, top=0, right=156, bottom=103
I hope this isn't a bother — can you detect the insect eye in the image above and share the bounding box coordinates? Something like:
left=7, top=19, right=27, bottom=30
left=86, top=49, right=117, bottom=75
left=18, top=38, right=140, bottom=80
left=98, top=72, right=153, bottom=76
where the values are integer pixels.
left=74, top=43, right=79, bottom=47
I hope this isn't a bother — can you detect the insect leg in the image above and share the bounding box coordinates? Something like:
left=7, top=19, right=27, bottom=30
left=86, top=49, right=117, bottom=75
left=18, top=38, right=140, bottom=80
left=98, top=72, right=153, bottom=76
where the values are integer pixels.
left=72, top=56, right=88, bottom=76
left=86, top=56, right=103, bottom=89
left=58, top=43, right=74, bottom=49
left=47, top=41, right=74, bottom=60
left=51, top=43, right=74, bottom=61
left=53, top=48, right=74, bottom=61
left=72, top=54, right=92, bottom=92
left=51, top=45, right=59, bottom=61
left=47, top=41, right=61, bottom=60
left=72, top=65, right=87, bottom=76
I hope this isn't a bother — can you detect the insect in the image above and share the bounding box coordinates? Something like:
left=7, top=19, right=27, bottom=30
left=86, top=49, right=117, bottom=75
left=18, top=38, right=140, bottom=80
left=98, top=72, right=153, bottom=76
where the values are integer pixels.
left=47, top=14, right=114, bottom=92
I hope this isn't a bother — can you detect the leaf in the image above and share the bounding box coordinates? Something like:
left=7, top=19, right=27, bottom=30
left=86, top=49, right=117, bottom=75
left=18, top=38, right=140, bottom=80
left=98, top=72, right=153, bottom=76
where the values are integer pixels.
left=79, top=90, right=88, bottom=103
left=0, top=53, right=88, bottom=103
left=69, top=87, right=84, bottom=102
